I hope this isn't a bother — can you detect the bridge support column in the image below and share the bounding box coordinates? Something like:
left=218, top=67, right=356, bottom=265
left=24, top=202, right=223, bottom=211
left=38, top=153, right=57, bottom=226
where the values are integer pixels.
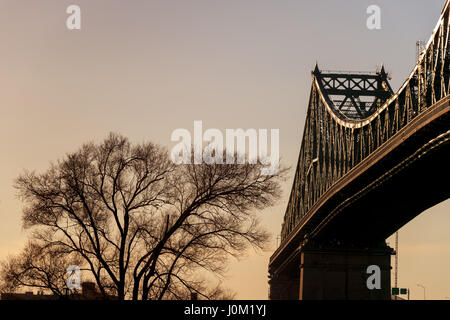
left=299, top=243, right=393, bottom=300
left=268, top=274, right=299, bottom=300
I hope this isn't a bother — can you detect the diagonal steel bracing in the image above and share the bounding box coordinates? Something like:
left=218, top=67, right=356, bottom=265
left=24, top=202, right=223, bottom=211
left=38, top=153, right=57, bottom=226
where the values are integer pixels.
left=278, top=0, right=450, bottom=248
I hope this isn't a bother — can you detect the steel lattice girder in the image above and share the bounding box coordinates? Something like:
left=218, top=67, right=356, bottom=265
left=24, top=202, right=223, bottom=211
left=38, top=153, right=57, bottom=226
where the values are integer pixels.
left=277, top=0, right=450, bottom=250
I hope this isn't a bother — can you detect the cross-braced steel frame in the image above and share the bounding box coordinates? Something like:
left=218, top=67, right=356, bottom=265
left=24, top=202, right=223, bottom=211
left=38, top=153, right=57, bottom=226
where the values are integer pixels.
left=280, top=1, right=450, bottom=243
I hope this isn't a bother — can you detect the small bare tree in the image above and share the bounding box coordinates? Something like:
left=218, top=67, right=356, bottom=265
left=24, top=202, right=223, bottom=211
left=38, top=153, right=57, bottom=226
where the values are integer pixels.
left=0, top=241, right=82, bottom=296
left=4, top=133, right=286, bottom=300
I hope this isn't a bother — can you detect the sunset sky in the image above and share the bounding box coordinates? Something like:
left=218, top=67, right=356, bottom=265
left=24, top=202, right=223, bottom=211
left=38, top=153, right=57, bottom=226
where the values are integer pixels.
left=0, top=0, right=448, bottom=299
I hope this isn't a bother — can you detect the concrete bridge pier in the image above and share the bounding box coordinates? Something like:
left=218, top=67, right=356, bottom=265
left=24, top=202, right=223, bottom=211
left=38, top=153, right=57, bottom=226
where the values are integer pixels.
left=268, top=273, right=300, bottom=300
left=269, top=242, right=393, bottom=300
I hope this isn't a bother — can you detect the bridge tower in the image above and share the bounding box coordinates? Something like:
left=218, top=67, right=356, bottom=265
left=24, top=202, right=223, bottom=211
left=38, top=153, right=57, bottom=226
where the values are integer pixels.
left=269, top=66, right=395, bottom=300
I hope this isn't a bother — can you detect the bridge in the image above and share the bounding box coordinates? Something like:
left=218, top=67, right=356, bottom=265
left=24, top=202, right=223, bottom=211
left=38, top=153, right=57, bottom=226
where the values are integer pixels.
left=269, top=0, right=450, bottom=300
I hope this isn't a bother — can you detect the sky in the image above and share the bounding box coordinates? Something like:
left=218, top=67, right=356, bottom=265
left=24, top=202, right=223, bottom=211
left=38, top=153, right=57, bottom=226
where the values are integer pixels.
left=0, top=0, right=448, bottom=299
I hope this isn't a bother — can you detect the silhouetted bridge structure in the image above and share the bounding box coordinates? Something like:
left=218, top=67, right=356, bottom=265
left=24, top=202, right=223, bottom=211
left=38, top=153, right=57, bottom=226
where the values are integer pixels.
left=269, top=1, right=450, bottom=300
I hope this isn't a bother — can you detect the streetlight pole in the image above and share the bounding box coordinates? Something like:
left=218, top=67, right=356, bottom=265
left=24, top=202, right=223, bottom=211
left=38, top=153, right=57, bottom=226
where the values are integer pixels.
left=417, top=284, right=426, bottom=300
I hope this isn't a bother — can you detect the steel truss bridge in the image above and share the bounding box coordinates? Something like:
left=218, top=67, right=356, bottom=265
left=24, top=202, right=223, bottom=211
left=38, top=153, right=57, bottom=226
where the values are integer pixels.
left=269, top=1, right=450, bottom=300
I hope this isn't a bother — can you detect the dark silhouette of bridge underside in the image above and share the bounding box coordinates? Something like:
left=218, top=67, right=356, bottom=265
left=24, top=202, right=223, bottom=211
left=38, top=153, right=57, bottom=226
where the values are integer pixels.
left=269, top=0, right=450, bottom=300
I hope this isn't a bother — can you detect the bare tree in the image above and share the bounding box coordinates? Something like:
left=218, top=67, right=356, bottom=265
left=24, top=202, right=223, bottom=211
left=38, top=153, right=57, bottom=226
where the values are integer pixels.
left=0, top=241, right=82, bottom=296
left=5, top=133, right=286, bottom=300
